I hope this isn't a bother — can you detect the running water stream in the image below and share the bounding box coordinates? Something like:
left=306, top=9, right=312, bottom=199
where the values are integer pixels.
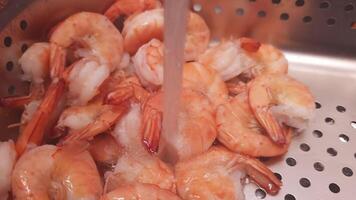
left=160, top=0, right=190, bottom=163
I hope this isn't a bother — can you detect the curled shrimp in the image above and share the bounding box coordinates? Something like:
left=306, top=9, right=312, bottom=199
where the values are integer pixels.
left=175, top=146, right=282, bottom=200
left=248, top=74, right=315, bottom=144
left=132, top=38, right=164, bottom=89
left=198, top=38, right=260, bottom=81
left=104, top=0, right=161, bottom=22
left=122, top=8, right=210, bottom=61
left=216, top=92, right=291, bottom=157
left=50, top=12, right=124, bottom=70
left=12, top=143, right=102, bottom=199
left=101, top=183, right=182, bottom=200
left=0, top=140, right=17, bottom=200
left=106, top=104, right=176, bottom=193
left=141, top=89, right=217, bottom=163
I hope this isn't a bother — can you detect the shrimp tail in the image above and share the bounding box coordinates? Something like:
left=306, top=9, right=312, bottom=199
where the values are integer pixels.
left=62, top=105, right=129, bottom=144
left=239, top=37, right=261, bottom=53
left=15, top=80, right=65, bottom=155
left=50, top=43, right=66, bottom=80
left=141, top=105, right=162, bottom=153
left=234, top=154, right=282, bottom=195
left=0, top=95, right=32, bottom=108
left=105, top=86, right=134, bottom=105
left=254, top=107, right=286, bottom=144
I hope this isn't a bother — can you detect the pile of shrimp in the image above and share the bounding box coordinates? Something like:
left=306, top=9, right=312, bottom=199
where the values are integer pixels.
left=0, top=0, right=315, bottom=199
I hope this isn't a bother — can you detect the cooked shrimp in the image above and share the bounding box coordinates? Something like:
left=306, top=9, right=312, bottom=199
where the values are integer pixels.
left=104, top=0, right=161, bottom=22
left=50, top=12, right=124, bottom=70
left=12, top=143, right=102, bottom=199
left=123, top=9, right=210, bottom=61
left=198, top=38, right=259, bottom=81
left=133, top=38, right=164, bottom=88
left=101, top=183, right=182, bottom=200
left=89, top=134, right=122, bottom=168
left=183, top=62, right=228, bottom=109
left=216, top=92, right=291, bottom=157
left=175, top=146, right=282, bottom=200
left=141, top=89, right=216, bottom=163
left=248, top=74, right=315, bottom=144
left=241, top=43, right=288, bottom=79
left=0, top=140, right=17, bottom=200
left=106, top=104, right=176, bottom=193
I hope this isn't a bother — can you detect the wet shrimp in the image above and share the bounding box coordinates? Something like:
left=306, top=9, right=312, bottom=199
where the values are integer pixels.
left=104, top=0, right=161, bottom=22
left=12, top=143, right=102, bottom=199
left=0, top=140, right=17, bottom=200
left=122, top=9, right=210, bottom=61
left=88, top=134, right=122, bottom=168
left=198, top=38, right=259, bottom=81
left=106, top=104, right=176, bottom=193
left=216, top=92, right=291, bottom=157
left=248, top=74, right=315, bottom=144
left=175, top=146, right=282, bottom=200
left=140, top=89, right=217, bottom=163
left=101, top=183, right=182, bottom=200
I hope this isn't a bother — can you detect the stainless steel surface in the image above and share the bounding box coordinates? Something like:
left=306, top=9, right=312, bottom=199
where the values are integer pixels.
left=0, top=0, right=355, bottom=199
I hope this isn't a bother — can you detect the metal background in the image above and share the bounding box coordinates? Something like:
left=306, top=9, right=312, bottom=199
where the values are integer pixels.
left=0, top=0, right=355, bottom=199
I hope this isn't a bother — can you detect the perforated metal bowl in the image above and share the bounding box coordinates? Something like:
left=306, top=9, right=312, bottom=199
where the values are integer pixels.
left=1, top=0, right=356, bottom=200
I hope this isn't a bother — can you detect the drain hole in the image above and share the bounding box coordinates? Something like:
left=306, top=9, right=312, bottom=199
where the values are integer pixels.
left=342, top=167, right=353, bottom=177
left=295, top=0, right=304, bottom=7
left=336, top=105, right=346, bottom=112
left=235, top=8, right=244, bottom=16
left=193, top=3, right=202, bottom=12
left=300, top=143, right=310, bottom=152
left=286, top=157, right=297, bottom=166
left=4, top=36, right=12, bottom=47
left=325, top=117, right=334, bottom=125
left=284, top=194, right=296, bottom=200
left=299, top=177, right=311, bottom=188
left=20, top=20, right=28, bottom=30
left=312, top=130, right=323, bottom=138
left=21, top=43, right=28, bottom=53
left=327, top=147, right=337, bottom=156
left=350, top=121, right=356, bottom=129
left=303, top=16, right=312, bottom=23
left=6, top=61, right=14, bottom=71
left=274, top=172, right=282, bottom=180
left=258, top=10, right=266, bottom=17
left=314, top=162, right=324, bottom=171
left=315, top=102, right=321, bottom=109
left=320, top=1, right=330, bottom=9
left=255, top=188, right=266, bottom=199
left=214, top=6, right=222, bottom=14
left=280, top=13, right=289, bottom=20
left=7, top=85, right=15, bottom=95
left=327, top=18, right=336, bottom=26
left=345, top=3, right=354, bottom=11
left=329, top=183, right=340, bottom=193
left=272, top=0, right=281, bottom=4
left=339, top=134, right=349, bottom=143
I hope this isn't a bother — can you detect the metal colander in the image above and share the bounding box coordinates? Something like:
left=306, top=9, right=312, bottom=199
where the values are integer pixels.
left=1, top=0, right=356, bottom=199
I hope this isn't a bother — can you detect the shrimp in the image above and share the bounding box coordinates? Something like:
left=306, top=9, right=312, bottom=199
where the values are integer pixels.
left=198, top=38, right=259, bottom=81
left=101, top=183, right=182, bottom=200
left=0, top=140, right=17, bottom=200
left=132, top=38, right=163, bottom=89
left=142, top=89, right=217, bottom=163
left=216, top=92, right=291, bottom=157
left=182, top=62, right=228, bottom=109
left=106, top=104, right=176, bottom=193
left=122, top=9, right=210, bottom=61
left=104, top=0, right=161, bottom=22
left=50, top=12, right=124, bottom=70
left=248, top=74, right=315, bottom=144
left=89, top=134, right=122, bottom=168
left=175, top=146, right=282, bottom=200
left=12, top=143, right=102, bottom=199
